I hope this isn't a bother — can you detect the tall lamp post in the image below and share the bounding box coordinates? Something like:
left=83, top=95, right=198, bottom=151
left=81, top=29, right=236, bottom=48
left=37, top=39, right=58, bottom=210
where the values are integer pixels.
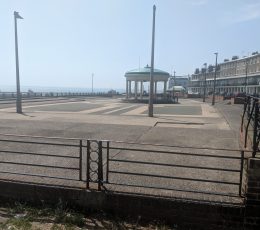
left=203, top=63, right=207, bottom=102
left=148, top=5, right=156, bottom=117
left=14, top=11, right=23, bottom=114
left=173, top=70, right=176, bottom=102
left=212, top=52, right=218, bottom=105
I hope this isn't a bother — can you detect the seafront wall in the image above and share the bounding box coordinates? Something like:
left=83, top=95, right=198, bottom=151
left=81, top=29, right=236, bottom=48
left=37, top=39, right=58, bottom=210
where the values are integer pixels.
left=0, top=180, right=246, bottom=230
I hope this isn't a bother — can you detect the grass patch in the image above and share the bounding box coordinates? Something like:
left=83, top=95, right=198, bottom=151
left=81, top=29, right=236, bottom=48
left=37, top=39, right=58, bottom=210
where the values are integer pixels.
left=1, top=217, right=32, bottom=230
left=0, top=200, right=175, bottom=229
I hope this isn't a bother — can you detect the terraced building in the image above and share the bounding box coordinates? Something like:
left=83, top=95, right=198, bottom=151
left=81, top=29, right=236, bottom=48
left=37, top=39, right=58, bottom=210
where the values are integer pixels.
left=189, top=52, right=260, bottom=95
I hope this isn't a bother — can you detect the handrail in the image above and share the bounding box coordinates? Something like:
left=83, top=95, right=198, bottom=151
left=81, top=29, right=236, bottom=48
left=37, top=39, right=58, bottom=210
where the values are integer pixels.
left=0, top=133, right=246, bottom=152
left=241, top=97, right=248, bottom=132
left=244, top=101, right=255, bottom=148
left=241, top=95, right=260, bottom=157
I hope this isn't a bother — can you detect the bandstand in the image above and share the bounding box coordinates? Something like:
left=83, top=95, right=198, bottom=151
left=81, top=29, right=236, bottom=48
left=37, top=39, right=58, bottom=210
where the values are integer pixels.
left=124, top=65, right=170, bottom=100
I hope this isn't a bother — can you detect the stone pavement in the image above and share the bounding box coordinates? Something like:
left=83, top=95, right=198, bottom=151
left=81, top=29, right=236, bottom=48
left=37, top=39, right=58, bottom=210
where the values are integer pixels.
left=198, top=97, right=244, bottom=144
left=0, top=97, right=235, bottom=146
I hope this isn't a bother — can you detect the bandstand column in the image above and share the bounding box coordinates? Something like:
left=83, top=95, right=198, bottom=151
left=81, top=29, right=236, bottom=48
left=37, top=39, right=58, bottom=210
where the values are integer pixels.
left=154, top=81, right=157, bottom=99
left=163, top=80, right=167, bottom=99
left=135, top=81, right=138, bottom=99
left=140, top=81, right=143, bottom=99
left=129, top=81, right=132, bottom=97
left=126, top=80, right=129, bottom=99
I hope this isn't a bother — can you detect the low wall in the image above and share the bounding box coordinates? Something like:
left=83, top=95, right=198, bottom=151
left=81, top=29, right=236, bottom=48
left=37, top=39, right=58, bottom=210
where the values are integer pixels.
left=244, top=158, right=260, bottom=229
left=0, top=180, right=246, bottom=229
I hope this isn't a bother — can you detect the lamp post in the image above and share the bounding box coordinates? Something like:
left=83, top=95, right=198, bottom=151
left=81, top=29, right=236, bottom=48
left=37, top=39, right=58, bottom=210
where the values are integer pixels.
left=203, top=63, right=207, bottom=102
left=148, top=5, right=156, bottom=117
left=14, top=11, right=23, bottom=113
left=212, top=52, right=218, bottom=105
left=173, top=71, right=176, bottom=102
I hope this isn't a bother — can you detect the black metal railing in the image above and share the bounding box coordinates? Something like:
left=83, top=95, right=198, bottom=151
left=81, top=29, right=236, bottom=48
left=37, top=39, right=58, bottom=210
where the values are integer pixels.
left=0, top=134, right=246, bottom=199
left=241, top=95, right=260, bottom=157
left=101, top=141, right=245, bottom=198
left=0, top=134, right=84, bottom=184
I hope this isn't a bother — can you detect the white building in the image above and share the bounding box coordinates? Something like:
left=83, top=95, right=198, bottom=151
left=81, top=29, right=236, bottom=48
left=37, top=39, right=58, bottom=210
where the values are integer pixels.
left=189, top=52, right=260, bottom=95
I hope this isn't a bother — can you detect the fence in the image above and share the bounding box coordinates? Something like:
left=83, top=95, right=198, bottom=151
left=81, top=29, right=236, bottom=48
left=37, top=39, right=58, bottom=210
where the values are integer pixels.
left=101, top=141, right=245, bottom=199
left=0, top=135, right=84, bottom=186
left=241, top=95, right=260, bottom=157
left=0, top=134, right=246, bottom=201
left=0, top=91, right=119, bottom=100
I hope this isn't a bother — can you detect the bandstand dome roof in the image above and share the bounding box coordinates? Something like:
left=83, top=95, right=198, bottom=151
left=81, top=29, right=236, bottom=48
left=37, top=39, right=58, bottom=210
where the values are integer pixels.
left=125, top=65, right=170, bottom=82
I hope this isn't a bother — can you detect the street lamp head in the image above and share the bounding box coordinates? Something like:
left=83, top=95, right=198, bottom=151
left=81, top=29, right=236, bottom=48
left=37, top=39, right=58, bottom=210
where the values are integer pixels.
left=14, top=11, right=23, bottom=19
left=214, top=52, right=218, bottom=56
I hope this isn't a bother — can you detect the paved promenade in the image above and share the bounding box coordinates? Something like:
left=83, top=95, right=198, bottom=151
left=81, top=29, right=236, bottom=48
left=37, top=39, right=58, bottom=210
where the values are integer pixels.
left=0, top=97, right=245, bottom=203
left=0, top=97, right=237, bottom=146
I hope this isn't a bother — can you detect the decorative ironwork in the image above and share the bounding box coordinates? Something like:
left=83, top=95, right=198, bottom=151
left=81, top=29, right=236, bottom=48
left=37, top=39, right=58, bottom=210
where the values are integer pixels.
left=86, top=140, right=103, bottom=190
left=0, top=134, right=245, bottom=199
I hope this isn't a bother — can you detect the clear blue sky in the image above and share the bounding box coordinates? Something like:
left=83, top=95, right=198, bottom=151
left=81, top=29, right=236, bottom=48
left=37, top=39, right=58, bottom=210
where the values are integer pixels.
left=1, top=0, right=260, bottom=90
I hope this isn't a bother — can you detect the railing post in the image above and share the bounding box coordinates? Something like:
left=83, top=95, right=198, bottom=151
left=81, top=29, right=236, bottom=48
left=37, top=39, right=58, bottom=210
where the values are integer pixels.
left=98, top=141, right=103, bottom=191
left=239, top=150, right=244, bottom=197
left=247, top=96, right=251, bottom=119
left=241, top=96, right=248, bottom=132
left=79, top=140, right=82, bottom=181
left=253, top=99, right=259, bottom=157
left=86, top=140, right=90, bottom=189
left=106, top=141, right=110, bottom=183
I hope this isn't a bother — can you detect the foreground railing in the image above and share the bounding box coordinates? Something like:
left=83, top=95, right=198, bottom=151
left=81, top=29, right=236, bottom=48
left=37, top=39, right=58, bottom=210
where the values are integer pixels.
left=0, top=134, right=246, bottom=200
left=241, top=95, right=260, bottom=157
left=0, top=136, right=83, bottom=183
left=102, top=141, right=245, bottom=198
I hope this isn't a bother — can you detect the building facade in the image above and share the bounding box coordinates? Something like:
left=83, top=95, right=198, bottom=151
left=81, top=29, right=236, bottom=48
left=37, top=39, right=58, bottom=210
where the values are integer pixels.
left=189, top=53, right=260, bottom=95
left=168, top=75, right=189, bottom=90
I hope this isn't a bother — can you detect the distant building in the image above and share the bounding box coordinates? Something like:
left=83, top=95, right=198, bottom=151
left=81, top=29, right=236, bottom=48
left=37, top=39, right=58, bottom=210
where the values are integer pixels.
left=189, top=52, right=260, bottom=95
left=168, top=75, right=189, bottom=91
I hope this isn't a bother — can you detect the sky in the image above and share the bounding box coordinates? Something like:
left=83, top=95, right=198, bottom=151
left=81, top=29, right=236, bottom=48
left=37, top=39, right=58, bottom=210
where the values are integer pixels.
left=1, top=0, right=260, bottom=90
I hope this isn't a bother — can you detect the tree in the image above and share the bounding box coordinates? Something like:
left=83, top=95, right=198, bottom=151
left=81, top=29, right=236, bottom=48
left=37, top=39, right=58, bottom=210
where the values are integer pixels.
left=194, top=68, right=200, bottom=74
left=208, top=65, right=214, bottom=72
left=201, top=68, right=207, bottom=74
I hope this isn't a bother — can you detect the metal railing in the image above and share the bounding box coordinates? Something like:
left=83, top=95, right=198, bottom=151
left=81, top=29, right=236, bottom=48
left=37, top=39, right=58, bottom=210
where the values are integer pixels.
left=0, top=134, right=246, bottom=199
left=0, top=135, right=84, bottom=184
left=241, top=95, right=260, bottom=157
left=101, top=140, right=245, bottom=198
left=0, top=91, right=119, bottom=100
